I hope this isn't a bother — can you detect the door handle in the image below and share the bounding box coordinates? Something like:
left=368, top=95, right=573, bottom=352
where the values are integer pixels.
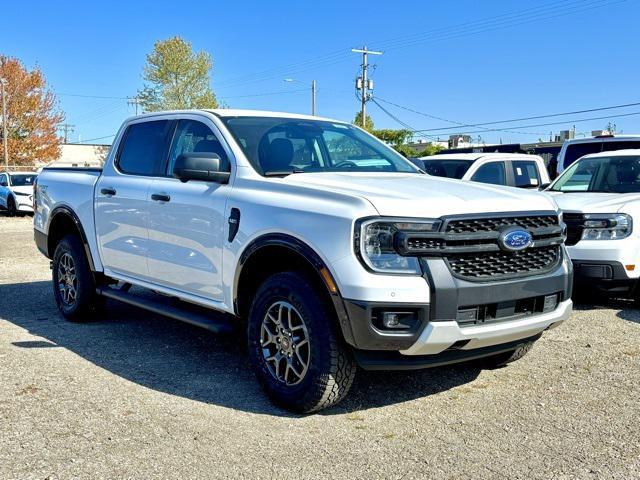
left=100, top=187, right=116, bottom=196
left=151, top=193, right=171, bottom=202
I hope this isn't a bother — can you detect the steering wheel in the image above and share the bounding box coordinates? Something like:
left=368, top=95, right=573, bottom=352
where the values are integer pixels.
left=334, top=161, right=358, bottom=169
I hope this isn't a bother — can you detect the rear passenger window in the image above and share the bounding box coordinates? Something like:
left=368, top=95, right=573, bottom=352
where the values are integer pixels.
left=512, top=161, right=540, bottom=187
left=471, top=162, right=506, bottom=185
left=118, top=120, right=173, bottom=176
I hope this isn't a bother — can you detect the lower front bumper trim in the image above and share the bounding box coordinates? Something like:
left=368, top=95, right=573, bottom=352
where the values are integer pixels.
left=354, top=333, right=542, bottom=371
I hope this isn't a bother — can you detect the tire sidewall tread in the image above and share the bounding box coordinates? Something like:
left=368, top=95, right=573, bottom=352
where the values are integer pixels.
left=248, top=271, right=355, bottom=413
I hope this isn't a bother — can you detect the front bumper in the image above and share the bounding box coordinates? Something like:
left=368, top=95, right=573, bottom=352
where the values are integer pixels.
left=567, top=236, right=640, bottom=279
left=15, top=196, right=34, bottom=212
left=340, top=255, right=573, bottom=367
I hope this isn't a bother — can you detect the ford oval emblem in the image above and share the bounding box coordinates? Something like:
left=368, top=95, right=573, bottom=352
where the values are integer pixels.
left=499, top=228, right=533, bottom=251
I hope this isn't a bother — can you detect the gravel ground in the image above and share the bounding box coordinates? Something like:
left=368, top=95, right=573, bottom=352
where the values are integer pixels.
left=0, top=214, right=639, bottom=479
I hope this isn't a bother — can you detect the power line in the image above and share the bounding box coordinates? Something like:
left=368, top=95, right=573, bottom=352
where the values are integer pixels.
left=219, top=87, right=309, bottom=99
left=412, top=110, right=640, bottom=135
left=58, top=93, right=128, bottom=99
left=213, top=0, right=621, bottom=90
left=375, top=97, right=640, bottom=132
left=71, top=134, right=116, bottom=144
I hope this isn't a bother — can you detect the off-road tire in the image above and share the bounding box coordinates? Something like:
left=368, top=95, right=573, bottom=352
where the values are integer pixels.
left=248, top=271, right=356, bottom=413
left=52, top=234, right=101, bottom=322
left=477, top=340, right=536, bottom=369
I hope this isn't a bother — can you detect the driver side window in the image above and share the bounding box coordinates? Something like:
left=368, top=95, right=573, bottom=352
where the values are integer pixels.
left=0, top=174, right=7, bottom=187
left=167, top=120, right=229, bottom=175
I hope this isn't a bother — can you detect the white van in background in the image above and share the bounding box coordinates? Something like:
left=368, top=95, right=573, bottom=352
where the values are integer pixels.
left=556, top=134, right=640, bottom=175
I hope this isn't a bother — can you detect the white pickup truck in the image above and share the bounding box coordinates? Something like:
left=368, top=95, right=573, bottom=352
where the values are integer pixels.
left=549, top=149, right=640, bottom=297
left=34, top=109, right=573, bottom=412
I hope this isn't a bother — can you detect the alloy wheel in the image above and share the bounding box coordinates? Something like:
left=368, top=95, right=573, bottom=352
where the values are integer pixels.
left=57, top=252, right=78, bottom=306
left=260, top=301, right=310, bottom=386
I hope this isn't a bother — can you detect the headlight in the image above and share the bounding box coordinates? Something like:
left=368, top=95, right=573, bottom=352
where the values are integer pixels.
left=581, top=213, right=632, bottom=240
left=356, top=218, right=441, bottom=274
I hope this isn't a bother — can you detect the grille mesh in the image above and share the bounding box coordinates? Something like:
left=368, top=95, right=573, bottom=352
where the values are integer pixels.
left=446, top=245, right=560, bottom=280
left=445, top=215, right=558, bottom=234
left=562, top=212, right=584, bottom=246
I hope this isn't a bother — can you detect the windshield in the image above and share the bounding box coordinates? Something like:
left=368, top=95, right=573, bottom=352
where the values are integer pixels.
left=220, top=116, right=420, bottom=176
left=422, top=159, right=473, bottom=179
left=551, top=155, right=640, bottom=193
left=10, top=174, right=36, bottom=186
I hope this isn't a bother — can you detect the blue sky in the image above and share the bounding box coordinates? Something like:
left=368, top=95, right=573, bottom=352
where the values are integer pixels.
left=1, top=0, right=639, bottom=145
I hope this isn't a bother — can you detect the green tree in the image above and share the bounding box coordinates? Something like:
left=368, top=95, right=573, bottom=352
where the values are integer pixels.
left=138, top=36, right=217, bottom=112
left=395, top=143, right=444, bottom=158
left=372, top=129, right=413, bottom=146
left=353, top=111, right=375, bottom=132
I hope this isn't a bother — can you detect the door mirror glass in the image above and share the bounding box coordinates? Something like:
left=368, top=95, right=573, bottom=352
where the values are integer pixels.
left=173, top=152, right=230, bottom=184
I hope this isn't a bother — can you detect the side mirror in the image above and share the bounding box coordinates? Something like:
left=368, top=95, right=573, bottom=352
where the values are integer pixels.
left=173, top=152, right=230, bottom=184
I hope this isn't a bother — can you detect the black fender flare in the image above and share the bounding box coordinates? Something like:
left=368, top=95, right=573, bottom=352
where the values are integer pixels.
left=48, top=206, right=97, bottom=272
left=233, top=233, right=356, bottom=345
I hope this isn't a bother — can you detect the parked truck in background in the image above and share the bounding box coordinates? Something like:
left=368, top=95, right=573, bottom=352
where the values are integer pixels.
left=33, top=109, right=573, bottom=412
left=549, top=149, right=640, bottom=297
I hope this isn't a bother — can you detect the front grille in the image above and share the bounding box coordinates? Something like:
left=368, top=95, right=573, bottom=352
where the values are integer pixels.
left=446, top=245, right=560, bottom=280
left=562, top=212, right=584, bottom=246
left=445, top=215, right=558, bottom=234
left=396, top=213, right=565, bottom=281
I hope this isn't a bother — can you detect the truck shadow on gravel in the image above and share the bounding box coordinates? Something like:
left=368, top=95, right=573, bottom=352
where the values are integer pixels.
left=573, top=297, right=640, bottom=324
left=3, top=280, right=487, bottom=416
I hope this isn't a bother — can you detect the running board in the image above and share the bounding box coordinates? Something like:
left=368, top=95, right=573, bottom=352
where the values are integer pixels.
left=96, top=287, right=234, bottom=333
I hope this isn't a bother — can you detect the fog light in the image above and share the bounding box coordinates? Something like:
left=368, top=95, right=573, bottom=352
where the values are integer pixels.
left=379, top=311, right=418, bottom=330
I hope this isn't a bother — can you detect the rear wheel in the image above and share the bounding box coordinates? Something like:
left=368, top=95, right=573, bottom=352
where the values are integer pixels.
left=248, top=271, right=356, bottom=413
left=52, top=235, right=101, bottom=322
left=476, top=340, right=536, bottom=369
left=7, top=196, right=16, bottom=217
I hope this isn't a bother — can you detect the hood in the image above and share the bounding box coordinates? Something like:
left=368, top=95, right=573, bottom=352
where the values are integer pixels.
left=10, top=185, right=33, bottom=196
left=549, top=191, right=640, bottom=214
left=283, top=172, right=558, bottom=217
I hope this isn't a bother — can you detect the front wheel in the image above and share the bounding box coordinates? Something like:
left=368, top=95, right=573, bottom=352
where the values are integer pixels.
left=476, top=340, right=536, bottom=369
left=7, top=196, right=16, bottom=217
left=248, top=271, right=356, bottom=413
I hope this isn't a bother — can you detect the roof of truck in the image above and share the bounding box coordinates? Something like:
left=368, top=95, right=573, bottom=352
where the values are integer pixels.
left=126, top=109, right=343, bottom=124
left=207, top=108, right=338, bottom=122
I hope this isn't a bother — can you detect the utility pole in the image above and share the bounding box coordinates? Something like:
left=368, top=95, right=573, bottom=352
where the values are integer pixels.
left=352, top=46, right=382, bottom=128
left=127, top=96, right=142, bottom=115
left=0, top=78, right=8, bottom=171
left=60, top=123, right=75, bottom=143
left=311, top=80, right=317, bottom=116
left=284, top=78, right=318, bottom=116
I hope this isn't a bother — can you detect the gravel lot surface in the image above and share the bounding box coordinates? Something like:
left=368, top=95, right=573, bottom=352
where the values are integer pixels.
left=1, top=214, right=639, bottom=479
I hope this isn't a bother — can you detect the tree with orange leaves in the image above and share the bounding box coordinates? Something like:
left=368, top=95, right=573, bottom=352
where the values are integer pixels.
left=0, top=55, right=64, bottom=168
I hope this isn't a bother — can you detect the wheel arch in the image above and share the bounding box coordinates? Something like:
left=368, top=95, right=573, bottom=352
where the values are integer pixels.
left=233, top=233, right=356, bottom=345
left=47, top=206, right=97, bottom=272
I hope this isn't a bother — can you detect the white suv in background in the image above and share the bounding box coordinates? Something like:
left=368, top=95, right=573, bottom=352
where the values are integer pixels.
left=0, top=171, right=36, bottom=216
left=556, top=134, right=640, bottom=175
left=419, top=153, right=550, bottom=189
left=549, top=149, right=640, bottom=297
